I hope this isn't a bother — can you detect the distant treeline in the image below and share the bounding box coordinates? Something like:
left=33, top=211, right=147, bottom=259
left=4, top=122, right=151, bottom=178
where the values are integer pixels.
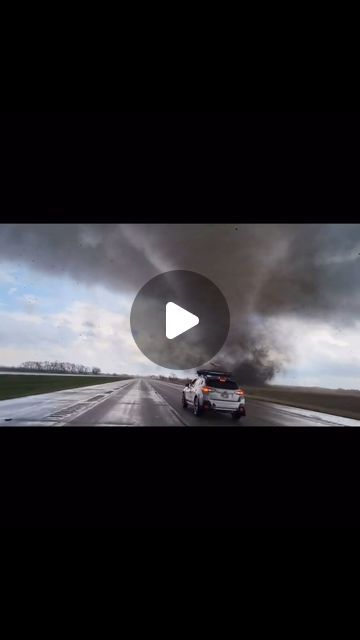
left=151, top=374, right=189, bottom=385
left=1, top=361, right=102, bottom=375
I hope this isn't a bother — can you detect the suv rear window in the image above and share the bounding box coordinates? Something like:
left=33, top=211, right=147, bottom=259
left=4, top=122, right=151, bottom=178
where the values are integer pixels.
left=205, top=376, right=238, bottom=390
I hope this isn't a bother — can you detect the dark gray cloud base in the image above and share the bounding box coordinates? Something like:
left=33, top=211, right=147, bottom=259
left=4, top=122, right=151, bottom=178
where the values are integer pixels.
left=1, top=223, right=360, bottom=383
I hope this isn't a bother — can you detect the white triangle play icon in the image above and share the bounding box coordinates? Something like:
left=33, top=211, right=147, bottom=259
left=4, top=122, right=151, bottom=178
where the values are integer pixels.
left=166, top=302, right=199, bottom=339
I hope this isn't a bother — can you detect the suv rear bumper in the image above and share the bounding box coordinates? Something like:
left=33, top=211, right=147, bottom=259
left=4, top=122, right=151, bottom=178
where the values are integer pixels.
left=203, top=399, right=246, bottom=415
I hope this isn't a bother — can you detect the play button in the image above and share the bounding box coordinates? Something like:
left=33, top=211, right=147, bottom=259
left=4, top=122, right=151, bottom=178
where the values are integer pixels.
left=130, top=270, right=230, bottom=370
left=166, top=302, right=199, bottom=339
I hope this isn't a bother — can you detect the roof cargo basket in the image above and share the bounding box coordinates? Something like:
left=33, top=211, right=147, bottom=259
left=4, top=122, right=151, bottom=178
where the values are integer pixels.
left=197, top=369, right=233, bottom=377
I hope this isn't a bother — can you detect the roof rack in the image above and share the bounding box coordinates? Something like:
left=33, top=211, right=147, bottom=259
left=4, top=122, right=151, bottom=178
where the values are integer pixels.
left=197, top=369, right=233, bottom=377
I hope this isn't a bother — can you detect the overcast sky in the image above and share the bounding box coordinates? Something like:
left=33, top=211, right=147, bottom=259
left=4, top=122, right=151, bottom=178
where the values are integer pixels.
left=0, top=223, right=360, bottom=389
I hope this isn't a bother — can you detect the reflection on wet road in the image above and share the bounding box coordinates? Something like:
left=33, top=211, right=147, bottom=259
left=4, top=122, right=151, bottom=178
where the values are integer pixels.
left=2, top=377, right=360, bottom=426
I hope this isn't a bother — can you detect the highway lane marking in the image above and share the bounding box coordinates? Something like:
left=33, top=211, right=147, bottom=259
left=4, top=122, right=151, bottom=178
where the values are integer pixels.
left=155, top=381, right=359, bottom=426
left=63, top=379, right=151, bottom=426
left=151, top=388, right=188, bottom=426
left=84, top=380, right=186, bottom=426
left=0, top=379, right=134, bottom=426
left=247, top=398, right=359, bottom=426
left=57, top=381, right=134, bottom=426
left=96, top=423, right=137, bottom=427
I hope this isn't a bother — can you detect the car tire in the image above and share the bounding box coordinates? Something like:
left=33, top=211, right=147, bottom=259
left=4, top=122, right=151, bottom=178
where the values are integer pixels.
left=231, top=411, right=241, bottom=421
left=182, top=393, right=187, bottom=408
left=193, top=396, right=202, bottom=416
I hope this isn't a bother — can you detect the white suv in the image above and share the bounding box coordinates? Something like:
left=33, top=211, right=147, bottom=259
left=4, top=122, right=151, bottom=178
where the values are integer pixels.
left=182, top=370, right=246, bottom=421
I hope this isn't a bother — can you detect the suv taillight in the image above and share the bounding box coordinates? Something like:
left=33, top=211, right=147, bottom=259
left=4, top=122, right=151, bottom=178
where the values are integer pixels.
left=235, top=389, right=245, bottom=396
left=202, top=386, right=214, bottom=394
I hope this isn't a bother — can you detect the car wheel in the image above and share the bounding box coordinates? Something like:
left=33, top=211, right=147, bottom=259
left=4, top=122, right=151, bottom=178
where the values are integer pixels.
left=231, top=411, right=241, bottom=421
left=182, top=393, right=187, bottom=408
left=193, top=396, right=202, bottom=416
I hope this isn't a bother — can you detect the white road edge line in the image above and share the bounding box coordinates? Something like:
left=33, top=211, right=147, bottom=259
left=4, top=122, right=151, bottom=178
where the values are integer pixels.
left=152, top=388, right=188, bottom=426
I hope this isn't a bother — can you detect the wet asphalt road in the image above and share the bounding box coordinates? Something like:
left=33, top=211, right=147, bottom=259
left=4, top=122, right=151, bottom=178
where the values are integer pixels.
left=2, top=377, right=359, bottom=426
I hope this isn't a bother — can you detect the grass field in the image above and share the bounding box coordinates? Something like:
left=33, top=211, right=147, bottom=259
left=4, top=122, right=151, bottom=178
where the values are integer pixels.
left=244, top=385, right=360, bottom=421
left=0, top=375, right=132, bottom=401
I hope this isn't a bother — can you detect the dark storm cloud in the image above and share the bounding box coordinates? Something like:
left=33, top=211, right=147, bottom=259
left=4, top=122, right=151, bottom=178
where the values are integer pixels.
left=1, top=223, right=360, bottom=383
left=0, top=224, right=155, bottom=292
